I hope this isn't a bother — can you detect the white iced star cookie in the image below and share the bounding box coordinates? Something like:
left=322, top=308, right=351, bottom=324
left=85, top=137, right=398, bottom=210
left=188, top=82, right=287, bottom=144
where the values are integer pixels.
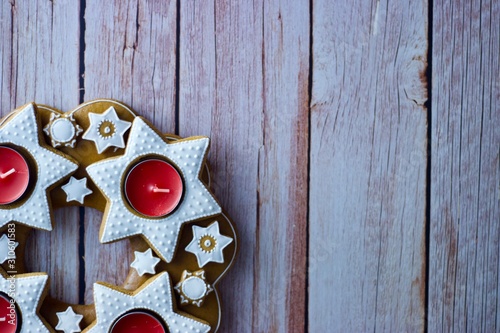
left=43, top=113, right=82, bottom=148
left=0, top=269, right=51, bottom=332
left=186, top=221, right=233, bottom=267
left=61, top=176, right=93, bottom=204
left=56, top=306, right=83, bottom=333
left=86, top=117, right=221, bottom=262
left=82, top=106, right=131, bottom=154
left=130, top=248, right=161, bottom=276
left=85, top=272, right=210, bottom=333
left=0, top=234, right=17, bottom=264
left=0, top=104, right=78, bottom=230
left=175, top=270, right=213, bottom=307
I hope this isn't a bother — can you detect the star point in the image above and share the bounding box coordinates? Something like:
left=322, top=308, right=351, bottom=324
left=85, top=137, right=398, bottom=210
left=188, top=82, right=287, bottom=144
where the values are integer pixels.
left=0, top=234, right=17, bottom=264
left=130, top=248, right=161, bottom=276
left=186, top=221, right=233, bottom=267
left=55, top=306, right=83, bottom=333
left=61, top=176, right=93, bottom=204
left=82, top=106, right=131, bottom=154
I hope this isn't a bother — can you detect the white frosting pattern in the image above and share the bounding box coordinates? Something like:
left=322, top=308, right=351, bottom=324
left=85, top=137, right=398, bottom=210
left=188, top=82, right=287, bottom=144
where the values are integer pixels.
left=43, top=113, right=82, bottom=148
left=0, top=234, right=17, bottom=264
left=86, top=117, right=221, bottom=262
left=82, top=107, right=131, bottom=154
left=130, top=248, right=161, bottom=276
left=86, top=272, right=210, bottom=333
left=175, top=270, right=213, bottom=307
left=186, top=221, right=233, bottom=268
left=61, top=176, right=93, bottom=204
left=0, top=270, right=51, bottom=332
left=0, top=104, right=78, bottom=230
left=55, top=306, right=83, bottom=333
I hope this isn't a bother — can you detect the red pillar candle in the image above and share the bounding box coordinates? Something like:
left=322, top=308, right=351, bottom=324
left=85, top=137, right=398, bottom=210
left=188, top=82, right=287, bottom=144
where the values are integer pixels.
left=110, top=311, right=166, bottom=333
left=0, top=147, right=30, bottom=205
left=0, top=294, right=19, bottom=333
left=125, top=159, right=184, bottom=218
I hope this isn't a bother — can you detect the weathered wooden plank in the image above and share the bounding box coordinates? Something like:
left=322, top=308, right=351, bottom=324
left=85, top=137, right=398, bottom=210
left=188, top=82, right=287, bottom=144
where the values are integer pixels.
left=309, top=0, right=428, bottom=331
left=0, top=0, right=81, bottom=304
left=83, top=0, right=177, bottom=303
left=429, top=0, right=500, bottom=331
left=179, top=1, right=309, bottom=331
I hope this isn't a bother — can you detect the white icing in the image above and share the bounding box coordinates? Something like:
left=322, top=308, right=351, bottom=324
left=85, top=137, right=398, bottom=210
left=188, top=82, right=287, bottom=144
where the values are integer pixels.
left=182, top=277, right=207, bottom=300
left=61, top=176, right=93, bottom=204
left=0, top=105, right=78, bottom=230
left=186, top=221, right=233, bottom=267
left=86, top=117, right=221, bottom=262
left=55, top=306, right=83, bottom=333
left=51, top=118, right=76, bottom=142
left=0, top=270, right=51, bottom=332
left=130, top=248, right=161, bottom=276
left=82, top=107, right=131, bottom=154
left=87, top=272, right=210, bottom=333
left=0, top=234, right=17, bottom=264
left=43, top=113, right=82, bottom=148
left=174, top=270, right=213, bottom=307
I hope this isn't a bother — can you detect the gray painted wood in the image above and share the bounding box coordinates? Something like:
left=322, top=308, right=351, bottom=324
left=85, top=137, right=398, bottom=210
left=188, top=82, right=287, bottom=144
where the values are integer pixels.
left=179, top=1, right=309, bottom=331
left=309, top=0, right=428, bottom=331
left=429, top=0, right=500, bottom=331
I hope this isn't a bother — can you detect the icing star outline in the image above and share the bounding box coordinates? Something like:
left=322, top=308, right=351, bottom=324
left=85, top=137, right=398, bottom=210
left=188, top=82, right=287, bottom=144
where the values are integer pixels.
left=82, top=106, right=131, bottom=154
left=61, top=176, right=93, bottom=204
left=130, top=248, right=161, bottom=276
left=86, top=117, right=221, bottom=262
left=85, top=272, right=210, bottom=333
left=0, top=104, right=78, bottom=230
left=186, top=221, right=233, bottom=267
left=55, top=306, right=83, bottom=333
left=0, top=268, right=52, bottom=333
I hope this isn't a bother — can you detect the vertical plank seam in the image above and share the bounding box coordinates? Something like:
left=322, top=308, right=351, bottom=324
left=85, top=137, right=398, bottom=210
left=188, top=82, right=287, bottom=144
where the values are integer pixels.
left=305, top=0, right=313, bottom=331
left=175, top=0, right=181, bottom=135
left=425, top=0, right=433, bottom=330
left=78, top=0, right=87, bottom=305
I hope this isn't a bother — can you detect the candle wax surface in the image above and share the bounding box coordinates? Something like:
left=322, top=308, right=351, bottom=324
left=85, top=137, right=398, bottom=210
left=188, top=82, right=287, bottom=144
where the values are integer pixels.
left=110, top=311, right=167, bottom=333
left=125, top=159, right=184, bottom=218
left=0, top=294, right=19, bottom=333
left=0, top=146, right=30, bottom=205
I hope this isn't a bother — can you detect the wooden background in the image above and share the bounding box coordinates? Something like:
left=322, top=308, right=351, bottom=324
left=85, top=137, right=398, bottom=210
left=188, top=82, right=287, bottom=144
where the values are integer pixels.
left=0, top=0, right=498, bottom=332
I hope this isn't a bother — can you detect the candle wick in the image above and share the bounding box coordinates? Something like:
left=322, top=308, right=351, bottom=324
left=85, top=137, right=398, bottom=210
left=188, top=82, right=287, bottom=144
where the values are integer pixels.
left=0, top=168, right=16, bottom=179
left=153, top=185, right=170, bottom=193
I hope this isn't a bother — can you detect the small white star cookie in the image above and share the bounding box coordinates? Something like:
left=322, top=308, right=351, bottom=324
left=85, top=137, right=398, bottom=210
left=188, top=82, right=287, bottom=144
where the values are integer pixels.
left=130, top=248, right=161, bottom=276
left=0, top=269, right=52, bottom=332
left=175, top=270, right=213, bottom=307
left=82, top=106, right=132, bottom=154
left=61, top=176, right=93, bottom=204
left=0, top=234, right=17, bottom=264
left=86, top=272, right=210, bottom=333
left=0, top=104, right=78, bottom=230
left=43, top=113, right=82, bottom=148
left=186, top=221, right=233, bottom=267
left=55, top=306, right=83, bottom=333
left=86, top=117, right=221, bottom=262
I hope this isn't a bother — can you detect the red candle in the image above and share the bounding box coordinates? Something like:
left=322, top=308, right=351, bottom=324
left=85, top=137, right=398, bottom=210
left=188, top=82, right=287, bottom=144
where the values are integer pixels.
left=125, top=159, right=183, bottom=217
left=0, top=147, right=30, bottom=205
left=0, top=294, right=19, bottom=333
left=111, top=311, right=166, bottom=333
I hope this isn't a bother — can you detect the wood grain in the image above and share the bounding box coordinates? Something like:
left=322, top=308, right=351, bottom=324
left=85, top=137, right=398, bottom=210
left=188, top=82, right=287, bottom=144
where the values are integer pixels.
left=429, top=0, right=500, bottom=331
left=0, top=0, right=82, bottom=304
left=179, top=1, right=309, bottom=331
left=82, top=0, right=177, bottom=304
left=309, top=0, right=428, bottom=331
